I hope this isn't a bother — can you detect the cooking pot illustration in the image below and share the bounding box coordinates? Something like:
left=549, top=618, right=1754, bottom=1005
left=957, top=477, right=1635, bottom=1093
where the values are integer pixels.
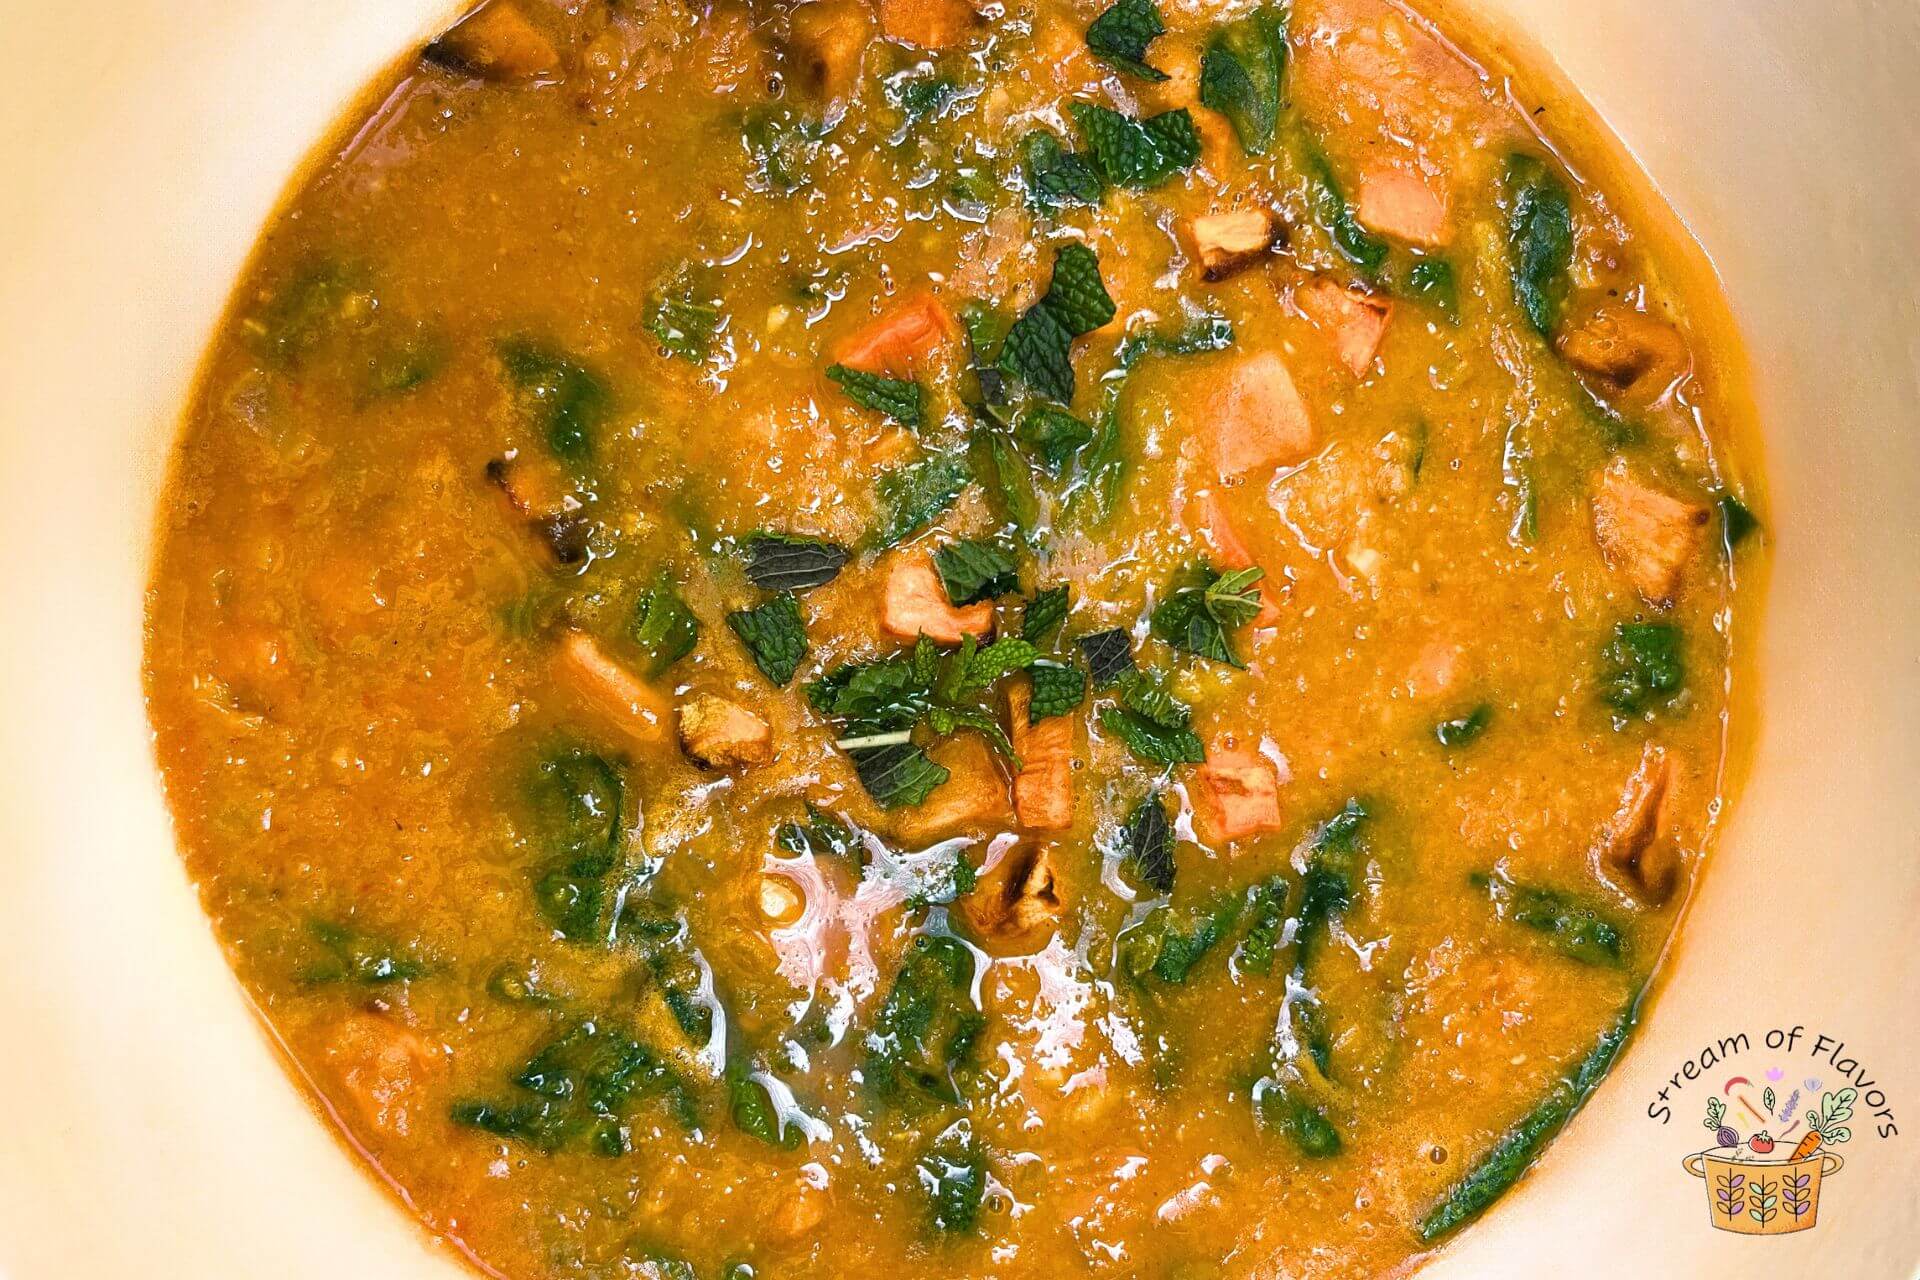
left=1683, top=1145, right=1844, bottom=1234
left=1684, top=1084, right=1853, bottom=1234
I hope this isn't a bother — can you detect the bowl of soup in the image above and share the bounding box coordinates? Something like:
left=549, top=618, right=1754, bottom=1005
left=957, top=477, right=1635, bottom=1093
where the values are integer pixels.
left=0, top=1, right=1914, bottom=1278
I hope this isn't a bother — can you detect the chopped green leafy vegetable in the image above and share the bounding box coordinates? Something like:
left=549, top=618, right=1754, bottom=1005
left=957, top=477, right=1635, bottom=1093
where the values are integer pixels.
left=452, top=1018, right=696, bottom=1155
left=1086, top=0, right=1170, bottom=81
left=1296, top=799, right=1368, bottom=962
left=1417, top=1011, right=1635, bottom=1240
left=1100, top=673, right=1205, bottom=765
left=776, top=802, right=858, bottom=861
left=727, top=594, right=808, bottom=685
left=727, top=1064, right=804, bottom=1150
left=1065, top=399, right=1130, bottom=526
left=1599, top=621, right=1685, bottom=715
left=826, top=363, right=925, bottom=429
left=1717, top=492, right=1759, bottom=551
left=1019, top=131, right=1105, bottom=212
left=742, top=533, right=849, bottom=592
left=1198, top=6, right=1288, bottom=155
left=743, top=106, right=822, bottom=194
left=1021, top=585, right=1071, bottom=643
left=1078, top=628, right=1136, bottom=687
left=1503, top=154, right=1576, bottom=337
left=498, top=339, right=611, bottom=467
left=1305, top=145, right=1389, bottom=273
left=869, top=452, right=972, bottom=548
left=631, top=577, right=701, bottom=675
left=917, top=1125, right=988, bottom=1232
left=933, top=538, right=1021, bottom=606
left=1407, top=257, right=1459, bottom=319
left=1027, top=661, right=1086, bottom=721
left=1017, top=405, right=1096, bottom=474
left=1122, top=889, right=1244, bottom=983
left=1472, top=870, right=1625, bottom=967
left=644, top=262, right=724, bottom=362
left=1434, top=703, right=1492, bottom=747
left=1258, top=1089, right=1344, bottom=1158
left=1150, top=565, right=1266, bottom=666
left=525, top=749, right=626, bottom=942
left=1120, top=793, right=1175, bottom=893
left=1237, top=875, right=1290, bottom=974
left=851, top=743, right=950, bottom=809
left=997, top=242, right=1116, bottom=404
left=1111, top=311, right=1236, bottom=370
left=300, top=918, right=428, bottom=986
left=1069, top=102, right=1201, bottom=190
left=866, top=934, right=985, bottom=1104
left=971, top=424, right=1045, bottom=544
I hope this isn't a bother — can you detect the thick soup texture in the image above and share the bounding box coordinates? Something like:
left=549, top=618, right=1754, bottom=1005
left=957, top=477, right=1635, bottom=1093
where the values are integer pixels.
left=145, top=0, right=1763, bottom=1275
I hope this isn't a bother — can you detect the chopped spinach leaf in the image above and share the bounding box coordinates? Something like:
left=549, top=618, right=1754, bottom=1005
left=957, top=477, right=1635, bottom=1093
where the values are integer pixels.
left=1717, top=492, right=1759, bottom=551
left=1086, top=0, right=1169, bottom=81
left=1434, top=703, right=1492, bottom=747
left=1599, top=621, right=1685, bottom=715
left=742, top=533, right=849, bottom=592
left=525, top=749, right=626, bottom=942
left=1017, top=405, right=1096, bottom=474
left=631, top=577, right=701, bottom=676
left=826, top=363, right=925, bottom=429
left=1304, top=145, right=1389, bottom=273
left=1237, top=875, right=1289, bottom=974
left=869, top=452, right=972, bottom=549
left=498, top=339, right=611, bottom=467
left=1069, top=102, right=1201, bottom=190
left=451, top=1019, right=696, bottom=1155
left=970, top=424, right=1044, bottom=543
left=865, top=934, right=985, bottom=1103
left=727, top=594, right=808, bottom=686
left=1503, top=154, right=1575, bottom=337
left=1021, top=585, right=1071, bottom=643
left=1121, top=889, right=1244, bottom=983
left=933, top=538, right=1021, bottom=605
left=1111, top=311, right=1236, bottom=370
left=776, top=802, right=859, bottom=861
left=917, top=1125, right=988, bottom=1232
left=727, top=1064, right=804, bottom=1150
left=300, top=919, right=428, bottom=986
left=1198, top=6, right=1288, bottom=155
left=1407, top=257, right=1459, bottom=320
left=644, top=262, right=724, bottom=362
left=1472, top=870, right=1625, bottom=967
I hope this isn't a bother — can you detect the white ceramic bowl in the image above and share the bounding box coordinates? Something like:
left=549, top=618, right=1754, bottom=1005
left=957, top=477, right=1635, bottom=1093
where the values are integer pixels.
left=0, top=2, right=1914, bottom=1276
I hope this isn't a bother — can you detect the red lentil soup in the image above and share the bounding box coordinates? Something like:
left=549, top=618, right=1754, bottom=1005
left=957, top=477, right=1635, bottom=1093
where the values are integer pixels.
left=144, top=0, right=1764, bottom=1275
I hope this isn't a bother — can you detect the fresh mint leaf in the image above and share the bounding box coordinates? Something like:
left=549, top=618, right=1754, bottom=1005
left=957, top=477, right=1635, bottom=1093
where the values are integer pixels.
left=1078, top=628, right=1135, bottom=686
left=1086, top=0, right=1169, bottom=81
left=851, top=742, right=950, bottom=809
left=743, top=533, right=849, bottom=592
left=827, top=363, right=925, bottom=429
left=961, top=638, right=1040, bottom=690
left=998, top=243, right=1116, bottom=405
left=870, top=452, right=972, bottom=548
left=1120, top=794, right=1175, bottom=893
left=933, top=538, right=1021, bottom=606
left=1019, top=131, right=1105, bottom=212
left=1021, top=585, right=1070, bottom=643
left=1199, top=6, right=1287, bottom=155
left=1151, top=565, right=1264, bottom=666
left=1069, top=102, right=1200, bottom=190
left=1027, top=661, right=1086, bottom=722
left=727, top=594, right=808, bottom=685
left=1017, top=405, right=1096, bottom=474
left=1100, top=705, right=1204, bottom=765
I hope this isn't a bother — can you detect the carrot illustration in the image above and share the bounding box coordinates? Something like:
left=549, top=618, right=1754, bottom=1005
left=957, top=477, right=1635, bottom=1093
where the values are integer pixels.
left=1792, top=1088, right=1857, bottom=1161
left=1790, top=1130, right=1822, bottom=1161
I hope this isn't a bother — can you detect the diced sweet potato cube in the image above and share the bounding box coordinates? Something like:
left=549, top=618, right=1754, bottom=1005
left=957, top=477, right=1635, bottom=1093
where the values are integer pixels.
left=1208, top=352, right=1316, bottom=479
left=1590, top=462, right=1710, bottom=606
left=894, top=734, right=1010, bottom=842
left=1297, top=277, right=1393, bottom=376
left=423, top=1, right=560, bottom=82
left=882, top=553, right=994, bottom=645
left=835, top=292, right=960, bottom=376
left=1355, top=165, right=1450, bottom=247
left=1008, top=679, right=1075, bottom=831
left=787, top=0, right=874, bottom=101
left=876, top=0, right=980, bottom=49
left=959, top=845, right=1063, bottom=949
left=555, top=631, right=672, bottom=745
left=1195, top=747, right=1284, bottom=844
left=678, top=694, right=773, bottom=769
left=1597, top=743, right=1678, bottom=904
left=1558, top=302, right=1689, bottom=399
left=1182, top=490, right=1281, bottom=625
left=1188, top=208, right=1279, bottom=282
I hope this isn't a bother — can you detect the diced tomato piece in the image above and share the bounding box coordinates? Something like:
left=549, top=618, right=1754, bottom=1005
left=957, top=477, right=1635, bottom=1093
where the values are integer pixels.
left=1208, top=351, right=1316, bottom=479
left=1182, top=490, right=1281, bottom=625
left=882, top=553, right=994, bottom=645
left=1195, top=747, right=1284, bottom=844
left=1297, top=277, right=1393, bottom=376
left=1355, top=165, right=1451, bottom=247
left=1007, top=679, right=1075, bottom=831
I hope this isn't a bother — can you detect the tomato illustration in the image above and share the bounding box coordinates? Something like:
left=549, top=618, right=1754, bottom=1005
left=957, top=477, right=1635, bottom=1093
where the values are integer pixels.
left=1748, top=1131, right=1775, bottom=1153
